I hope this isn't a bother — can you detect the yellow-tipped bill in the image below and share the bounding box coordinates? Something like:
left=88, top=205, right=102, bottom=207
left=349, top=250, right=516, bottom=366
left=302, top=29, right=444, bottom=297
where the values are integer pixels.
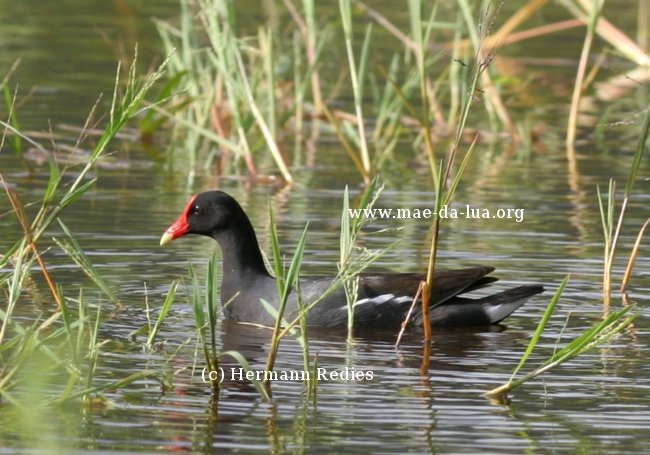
left=160, top=230, right=175, bottom=246
left=159, top=194, right=196, bottom=246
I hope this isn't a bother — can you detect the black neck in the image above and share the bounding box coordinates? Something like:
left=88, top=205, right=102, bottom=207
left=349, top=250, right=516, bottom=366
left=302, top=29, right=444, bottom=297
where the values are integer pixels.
left=213, top=216, right=270, bottom=279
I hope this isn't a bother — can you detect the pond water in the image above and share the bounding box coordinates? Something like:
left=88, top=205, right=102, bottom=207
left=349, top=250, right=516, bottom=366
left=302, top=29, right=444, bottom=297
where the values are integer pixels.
left=1, top=1, right=649, bottom=453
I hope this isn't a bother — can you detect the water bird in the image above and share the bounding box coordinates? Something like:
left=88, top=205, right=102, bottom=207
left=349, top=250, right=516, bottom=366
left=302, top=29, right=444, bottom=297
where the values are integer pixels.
left=160, top=191, right=543, bottom=329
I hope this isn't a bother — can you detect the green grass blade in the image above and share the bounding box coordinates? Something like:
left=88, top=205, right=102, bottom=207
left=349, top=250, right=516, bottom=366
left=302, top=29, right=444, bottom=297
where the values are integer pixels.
left=358, top=23, right=373, bottom=101
left=507, top=275, right=569, bottom=384
left=85, top=305, right=101, bottom=390
left=543, top=306, right=634, bottom=366
left=352, top=176, right=379, bottom=232
left=281, top=223, right=309, bottom=303
left=625, top=100, right=650, bottom=196
left=54, top=219, right=117, bottom=304
left=189, top=263, right=205, bottom=332
left=206, top=253, right=219, bottom=355
left=596, top=183, right=609, bottom=247
left=189, top=261, right=217, bottom=371
left=50, top=371, right=162, bottom=405
left=259, top=298, right=303, bottom=346
left=146, top=280, right=178, bottom=347
left=138, top=70, right=188, bottom=135
left=340, top=185, right=352, bottom=266
left=58, top=179, right=97, bottom=211
left=443, top=136, right=477, bottom=206
left=43, top=153, right=60, bottom=204
left=2, top=84, right=22, bottom=156
left=269, top=200, right=285, bottom=297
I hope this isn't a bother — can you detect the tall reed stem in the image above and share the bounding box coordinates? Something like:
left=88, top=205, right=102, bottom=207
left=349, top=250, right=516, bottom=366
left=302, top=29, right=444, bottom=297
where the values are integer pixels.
left=566, top=0, right=604, bottom=146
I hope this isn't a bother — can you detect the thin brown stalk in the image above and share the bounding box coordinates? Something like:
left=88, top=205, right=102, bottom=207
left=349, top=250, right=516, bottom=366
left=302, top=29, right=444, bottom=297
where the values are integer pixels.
left=488, top=0, right=550, bottom=45
left=573, top=0, right=650, bottom=66
left=420, top=281, right=431, bottom=342
left=620, top=217, right=649, bottom=292
left=424, top=209, right=441, bottom=290
left=420, top=336, right=431, bottom=375
left=395, top=281, right=423, bottom=347
left=282, top=0, right=307, bottom=35
left=321, top=105, right=370, bottom=182
left=583, top=48, right=608, bottom=89
left=234, top=51, right=293, bottom=184
left=429, top=70, right=449, bottom=129
left=408, top=147, right=460, bottom=344
left=488, top=19, right=582, bottom=47
left=355, top=1, right=417, bottom=52
left=422, top=120, right=438, bottom=190
left=0, top=174, right=62, bottom=309
left=605, top=196, right=628, bottom=299
left=479, top=54, right=517, bottom=139
left=209, top=75, right=227, bottom=139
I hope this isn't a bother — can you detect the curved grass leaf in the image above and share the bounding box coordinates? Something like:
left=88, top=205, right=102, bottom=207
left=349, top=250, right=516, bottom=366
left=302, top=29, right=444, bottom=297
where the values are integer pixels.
left=220, top=350, right=271, bottom=402
left=146, top=280, right=178, bottom=347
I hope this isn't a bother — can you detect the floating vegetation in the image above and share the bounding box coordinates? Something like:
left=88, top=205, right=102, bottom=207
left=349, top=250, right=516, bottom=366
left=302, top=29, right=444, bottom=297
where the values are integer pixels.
left=485, top=276, right=637, bottom=402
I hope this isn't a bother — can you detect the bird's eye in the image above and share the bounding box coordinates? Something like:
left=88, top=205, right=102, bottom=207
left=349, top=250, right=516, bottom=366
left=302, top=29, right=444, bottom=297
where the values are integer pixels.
left=192, top=204, right=202, bottom=216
